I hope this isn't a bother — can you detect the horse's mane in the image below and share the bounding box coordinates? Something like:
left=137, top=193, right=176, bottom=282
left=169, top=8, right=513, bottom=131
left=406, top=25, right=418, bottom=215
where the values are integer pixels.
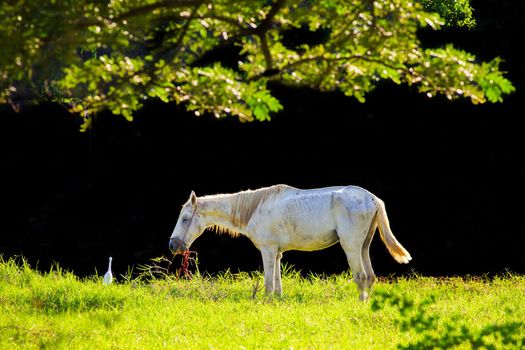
left=204, top=184, right=291, bottom=237
left=207, top=224, right=241, bottom=237
left=231, top=184, right=289, bottom=228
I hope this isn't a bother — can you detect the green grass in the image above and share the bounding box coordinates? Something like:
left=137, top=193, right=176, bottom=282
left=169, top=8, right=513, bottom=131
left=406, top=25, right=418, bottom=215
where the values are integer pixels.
left=1, top=257, right=523, bottom=349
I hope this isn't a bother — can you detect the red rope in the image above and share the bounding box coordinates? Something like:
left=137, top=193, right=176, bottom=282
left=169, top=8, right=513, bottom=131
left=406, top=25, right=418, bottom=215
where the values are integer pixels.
left=178, top=250, right=191, bottom=278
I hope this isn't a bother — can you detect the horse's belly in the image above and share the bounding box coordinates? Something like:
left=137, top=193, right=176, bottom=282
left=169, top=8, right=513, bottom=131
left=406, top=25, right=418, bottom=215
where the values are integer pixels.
left=282, top=229, right=339, bottom=251
left=273, top=210, right=339, bottom=251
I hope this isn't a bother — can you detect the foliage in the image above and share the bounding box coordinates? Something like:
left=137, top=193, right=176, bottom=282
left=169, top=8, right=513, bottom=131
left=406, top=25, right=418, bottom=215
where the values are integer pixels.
left=0, top=0, right=514, bottom=128
left=419, top=0, right=476, bottom=28
left=372, top=288, right=524, bottom=349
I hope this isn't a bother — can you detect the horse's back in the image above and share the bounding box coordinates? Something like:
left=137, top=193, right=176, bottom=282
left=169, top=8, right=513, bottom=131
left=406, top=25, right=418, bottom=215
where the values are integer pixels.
left=253, top=184, right=377, bottom=222
left=280, top=185, right=375, bottom=202
left=277, top=185, right=379, bottom=228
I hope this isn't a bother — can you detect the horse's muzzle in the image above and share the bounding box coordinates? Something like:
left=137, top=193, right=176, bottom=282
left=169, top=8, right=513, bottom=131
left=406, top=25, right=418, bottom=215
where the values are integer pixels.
left=169, top=237, right=187, bottom=254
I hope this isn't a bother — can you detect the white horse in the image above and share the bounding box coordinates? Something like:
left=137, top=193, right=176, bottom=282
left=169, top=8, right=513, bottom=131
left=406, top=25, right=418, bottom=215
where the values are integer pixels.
left=169, top=184, right=411, bottom=300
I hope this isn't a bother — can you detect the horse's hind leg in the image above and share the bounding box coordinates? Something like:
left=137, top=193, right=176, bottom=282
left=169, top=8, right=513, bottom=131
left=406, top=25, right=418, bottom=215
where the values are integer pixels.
left=361, top=216, right=377, bottom=297
left=336, top=219, right=368, bottom=300
left=340, top=238, right=368, bottom=301
left=334, top=200, right=373, bottom=300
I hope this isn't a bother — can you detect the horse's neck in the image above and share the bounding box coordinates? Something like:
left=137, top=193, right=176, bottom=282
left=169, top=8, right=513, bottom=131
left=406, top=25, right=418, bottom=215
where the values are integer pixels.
left=199, top=195, right=240, bottom=232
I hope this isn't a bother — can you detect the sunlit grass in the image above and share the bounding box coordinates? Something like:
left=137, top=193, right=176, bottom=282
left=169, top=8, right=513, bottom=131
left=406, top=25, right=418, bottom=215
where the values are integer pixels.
left=1, top=257, right=523, bottom=349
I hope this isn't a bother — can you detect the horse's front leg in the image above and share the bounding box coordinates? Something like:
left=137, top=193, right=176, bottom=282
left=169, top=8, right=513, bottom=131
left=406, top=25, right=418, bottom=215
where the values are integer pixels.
left=274, top=252, right=283, bottom=296
left=261, top=247, right=278, bottom=295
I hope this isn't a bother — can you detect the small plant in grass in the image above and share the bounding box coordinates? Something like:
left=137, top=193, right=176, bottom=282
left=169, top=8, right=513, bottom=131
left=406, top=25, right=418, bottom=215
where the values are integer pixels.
left=133, top=253, right=199, bottom=282
left=371, top=288, right=524, bottom=349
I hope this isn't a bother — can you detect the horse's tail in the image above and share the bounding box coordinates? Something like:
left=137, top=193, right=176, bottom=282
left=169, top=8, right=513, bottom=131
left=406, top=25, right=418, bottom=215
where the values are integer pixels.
left=374, top=200, right=412, bottom=264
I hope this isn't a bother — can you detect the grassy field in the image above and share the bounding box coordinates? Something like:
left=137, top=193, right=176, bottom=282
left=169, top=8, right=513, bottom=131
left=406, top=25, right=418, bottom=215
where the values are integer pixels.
left=1, top=257, right=523, bottom=349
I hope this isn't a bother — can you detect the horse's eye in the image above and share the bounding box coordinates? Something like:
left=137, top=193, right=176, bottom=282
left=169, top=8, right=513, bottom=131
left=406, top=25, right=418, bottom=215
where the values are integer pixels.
left=182, top=217, right=189, bottom=223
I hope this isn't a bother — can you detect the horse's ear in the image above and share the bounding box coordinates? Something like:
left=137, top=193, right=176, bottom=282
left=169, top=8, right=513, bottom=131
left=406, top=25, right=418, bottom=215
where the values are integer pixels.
left=190, top=191, right=197, bottom=207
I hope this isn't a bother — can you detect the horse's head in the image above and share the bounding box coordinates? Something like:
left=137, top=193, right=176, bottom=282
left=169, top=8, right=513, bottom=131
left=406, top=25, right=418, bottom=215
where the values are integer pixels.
left=169, top=191, right=205, bottom=255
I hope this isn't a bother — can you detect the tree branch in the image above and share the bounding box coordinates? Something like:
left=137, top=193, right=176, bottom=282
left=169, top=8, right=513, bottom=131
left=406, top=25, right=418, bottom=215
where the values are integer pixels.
left=249, top=53, right=437, bottom=91
left=193, top=14, right=246, bottom=31
left=115, top=0, right=203, bottom=22
left=259, top=33, right=274, bottom=72
left=250, top=0, right=288, bottom=75
left=72, top=0, right=202, bottom=29
left=256, top=0, right=287, bottom=33
left=162, top=2, right=203, bottom=61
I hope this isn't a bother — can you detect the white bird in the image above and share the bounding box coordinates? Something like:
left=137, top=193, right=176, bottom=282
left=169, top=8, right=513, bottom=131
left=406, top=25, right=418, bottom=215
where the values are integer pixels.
left=103, top=257, right=113, bottom=285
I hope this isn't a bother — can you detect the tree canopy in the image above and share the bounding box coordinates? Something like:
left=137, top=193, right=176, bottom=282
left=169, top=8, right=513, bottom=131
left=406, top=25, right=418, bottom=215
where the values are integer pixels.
left=0, top=0, right=514, bottom=129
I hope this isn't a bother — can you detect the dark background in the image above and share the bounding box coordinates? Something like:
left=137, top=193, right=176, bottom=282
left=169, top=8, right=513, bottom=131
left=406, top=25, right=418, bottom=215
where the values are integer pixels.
left=1, top=0, right=523, bottom=278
